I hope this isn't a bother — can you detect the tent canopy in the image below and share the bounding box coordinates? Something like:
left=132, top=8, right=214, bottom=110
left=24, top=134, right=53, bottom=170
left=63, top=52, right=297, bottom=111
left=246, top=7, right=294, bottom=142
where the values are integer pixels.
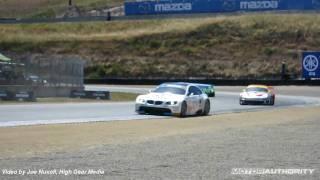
left=0, top=53, right=11, bottom=62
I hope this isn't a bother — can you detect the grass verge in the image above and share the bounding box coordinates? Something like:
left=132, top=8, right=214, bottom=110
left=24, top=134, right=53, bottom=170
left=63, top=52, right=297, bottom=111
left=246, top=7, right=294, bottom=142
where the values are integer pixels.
left=1, top=13, right=320, bottom=78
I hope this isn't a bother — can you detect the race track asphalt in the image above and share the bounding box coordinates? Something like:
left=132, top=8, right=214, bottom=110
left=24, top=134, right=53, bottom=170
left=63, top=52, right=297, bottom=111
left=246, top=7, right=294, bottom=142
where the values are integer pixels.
left=0, top=85, right=318, bottom=127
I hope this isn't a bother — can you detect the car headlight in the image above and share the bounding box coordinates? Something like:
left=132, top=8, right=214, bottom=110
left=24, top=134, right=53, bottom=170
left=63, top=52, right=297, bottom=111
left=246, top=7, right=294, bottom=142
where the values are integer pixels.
left=136, top=97, right=146, bottom=103
left=240, top=93, right=248, bottom=99
left=263, top=94, right=269, bottom=98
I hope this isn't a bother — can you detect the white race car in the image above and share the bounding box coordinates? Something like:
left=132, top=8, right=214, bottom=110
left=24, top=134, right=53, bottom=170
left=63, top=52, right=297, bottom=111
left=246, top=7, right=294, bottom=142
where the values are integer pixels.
left=135, top=83, right=211, bottom=117
left=239, top=85, right=275, bottom=105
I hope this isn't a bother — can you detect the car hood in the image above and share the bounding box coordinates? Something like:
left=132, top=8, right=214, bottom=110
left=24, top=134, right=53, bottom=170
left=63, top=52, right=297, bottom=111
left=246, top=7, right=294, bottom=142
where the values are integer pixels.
left=241, top=91, right=269, bottom=98
left=138, top=93, right=185, bottom=101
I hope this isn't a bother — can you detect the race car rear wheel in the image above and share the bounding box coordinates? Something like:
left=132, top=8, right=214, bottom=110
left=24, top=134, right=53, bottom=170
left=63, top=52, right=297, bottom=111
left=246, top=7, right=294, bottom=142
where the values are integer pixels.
left=179, top=101, right=187, bottom=117
left=202, top=100, right=210, bottom=116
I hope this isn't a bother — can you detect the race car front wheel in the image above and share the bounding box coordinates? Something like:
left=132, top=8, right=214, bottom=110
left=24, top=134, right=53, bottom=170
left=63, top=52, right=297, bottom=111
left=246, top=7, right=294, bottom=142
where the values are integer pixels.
left=269, top=96, right=275, bottom=106
left=179, top=101, right=187, bottom=117
left=239, top=99, right=246, bottom=105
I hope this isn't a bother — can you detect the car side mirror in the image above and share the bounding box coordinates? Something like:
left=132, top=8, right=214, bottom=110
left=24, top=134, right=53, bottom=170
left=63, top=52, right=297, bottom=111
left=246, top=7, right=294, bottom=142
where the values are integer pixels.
left=188, top=92, right=194, bottom=97
left=148, top=89, right=153, bottom=93
left=242, top=89, right=246, bottom=92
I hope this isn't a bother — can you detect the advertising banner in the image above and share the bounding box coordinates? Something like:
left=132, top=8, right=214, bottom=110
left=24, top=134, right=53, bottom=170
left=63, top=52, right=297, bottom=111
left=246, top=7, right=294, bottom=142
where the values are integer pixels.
left=15, top=91, right=36, bottom=101
left=70, top=90, right=110, bottom=100
left=0, top=90, right=9, bottom=100
left=302, top=52, right=320, bottom=79
left=125, top=0, right=320, bottom=16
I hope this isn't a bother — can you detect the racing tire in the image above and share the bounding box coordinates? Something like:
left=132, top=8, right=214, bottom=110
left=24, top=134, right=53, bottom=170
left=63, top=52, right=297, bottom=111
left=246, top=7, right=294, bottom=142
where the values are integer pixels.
left=136, top=109, right=145, bottom=115
left=239, top=100, right=246, bottom=105
left=179, top=101, right=187, bottom=118
left=269, top=96, right=275, bottom=106
left=202, top=100, right=210, bottom=116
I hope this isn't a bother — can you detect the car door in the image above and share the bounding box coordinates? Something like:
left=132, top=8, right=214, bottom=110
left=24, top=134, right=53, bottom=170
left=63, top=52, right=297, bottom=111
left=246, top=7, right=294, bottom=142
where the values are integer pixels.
left=192, top=86, right=203, bottom=112
left=186, top=86, right=201, bottom=114
left=186, top=86, right=196, bottom=114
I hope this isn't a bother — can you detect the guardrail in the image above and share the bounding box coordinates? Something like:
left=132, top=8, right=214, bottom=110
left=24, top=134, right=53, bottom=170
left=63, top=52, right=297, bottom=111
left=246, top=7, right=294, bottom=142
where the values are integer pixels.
left=0, top=16, right=112, bottom=24
left=85, top=78, right=320, bottom=86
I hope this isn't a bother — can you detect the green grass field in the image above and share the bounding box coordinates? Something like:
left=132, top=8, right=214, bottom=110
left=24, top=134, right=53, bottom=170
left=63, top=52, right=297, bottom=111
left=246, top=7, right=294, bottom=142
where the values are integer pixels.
left=0, top=0, right=123, bottom=18
left=1, top=13, right=320, bottom=78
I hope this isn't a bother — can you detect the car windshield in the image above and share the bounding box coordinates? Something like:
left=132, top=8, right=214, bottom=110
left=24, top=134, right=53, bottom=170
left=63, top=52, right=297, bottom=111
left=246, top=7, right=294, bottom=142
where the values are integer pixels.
left=246, top=87, right=268, bottom=93
left=153, top=86, right=186, bottom=95
left=198, top=85, right=210, bottom=90
left=29, top=76, right=39, bottom=79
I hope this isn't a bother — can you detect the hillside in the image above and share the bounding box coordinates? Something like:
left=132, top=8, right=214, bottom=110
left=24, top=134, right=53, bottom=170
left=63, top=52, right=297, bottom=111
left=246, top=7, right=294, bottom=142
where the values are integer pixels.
left=1, top=13, right=320, bottom=79
left=0, top=0, right=123, bottom=18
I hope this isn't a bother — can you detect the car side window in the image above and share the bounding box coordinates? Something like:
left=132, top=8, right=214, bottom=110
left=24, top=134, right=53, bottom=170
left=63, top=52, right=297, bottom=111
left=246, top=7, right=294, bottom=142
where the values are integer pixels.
left=188, top=86, right=201, bottom=96
left=193, top=86, right=202, bottom=95
left=187, top=87, right=194, bottom=96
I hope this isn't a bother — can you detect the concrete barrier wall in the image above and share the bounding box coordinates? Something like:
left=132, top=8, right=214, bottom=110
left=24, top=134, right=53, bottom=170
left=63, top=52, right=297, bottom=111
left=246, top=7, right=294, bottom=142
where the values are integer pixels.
left=85, top=78, right=320, bottom=86
left=0, top=85, right=83, bottom=98
left=34, top=86, right=83, bottom=97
